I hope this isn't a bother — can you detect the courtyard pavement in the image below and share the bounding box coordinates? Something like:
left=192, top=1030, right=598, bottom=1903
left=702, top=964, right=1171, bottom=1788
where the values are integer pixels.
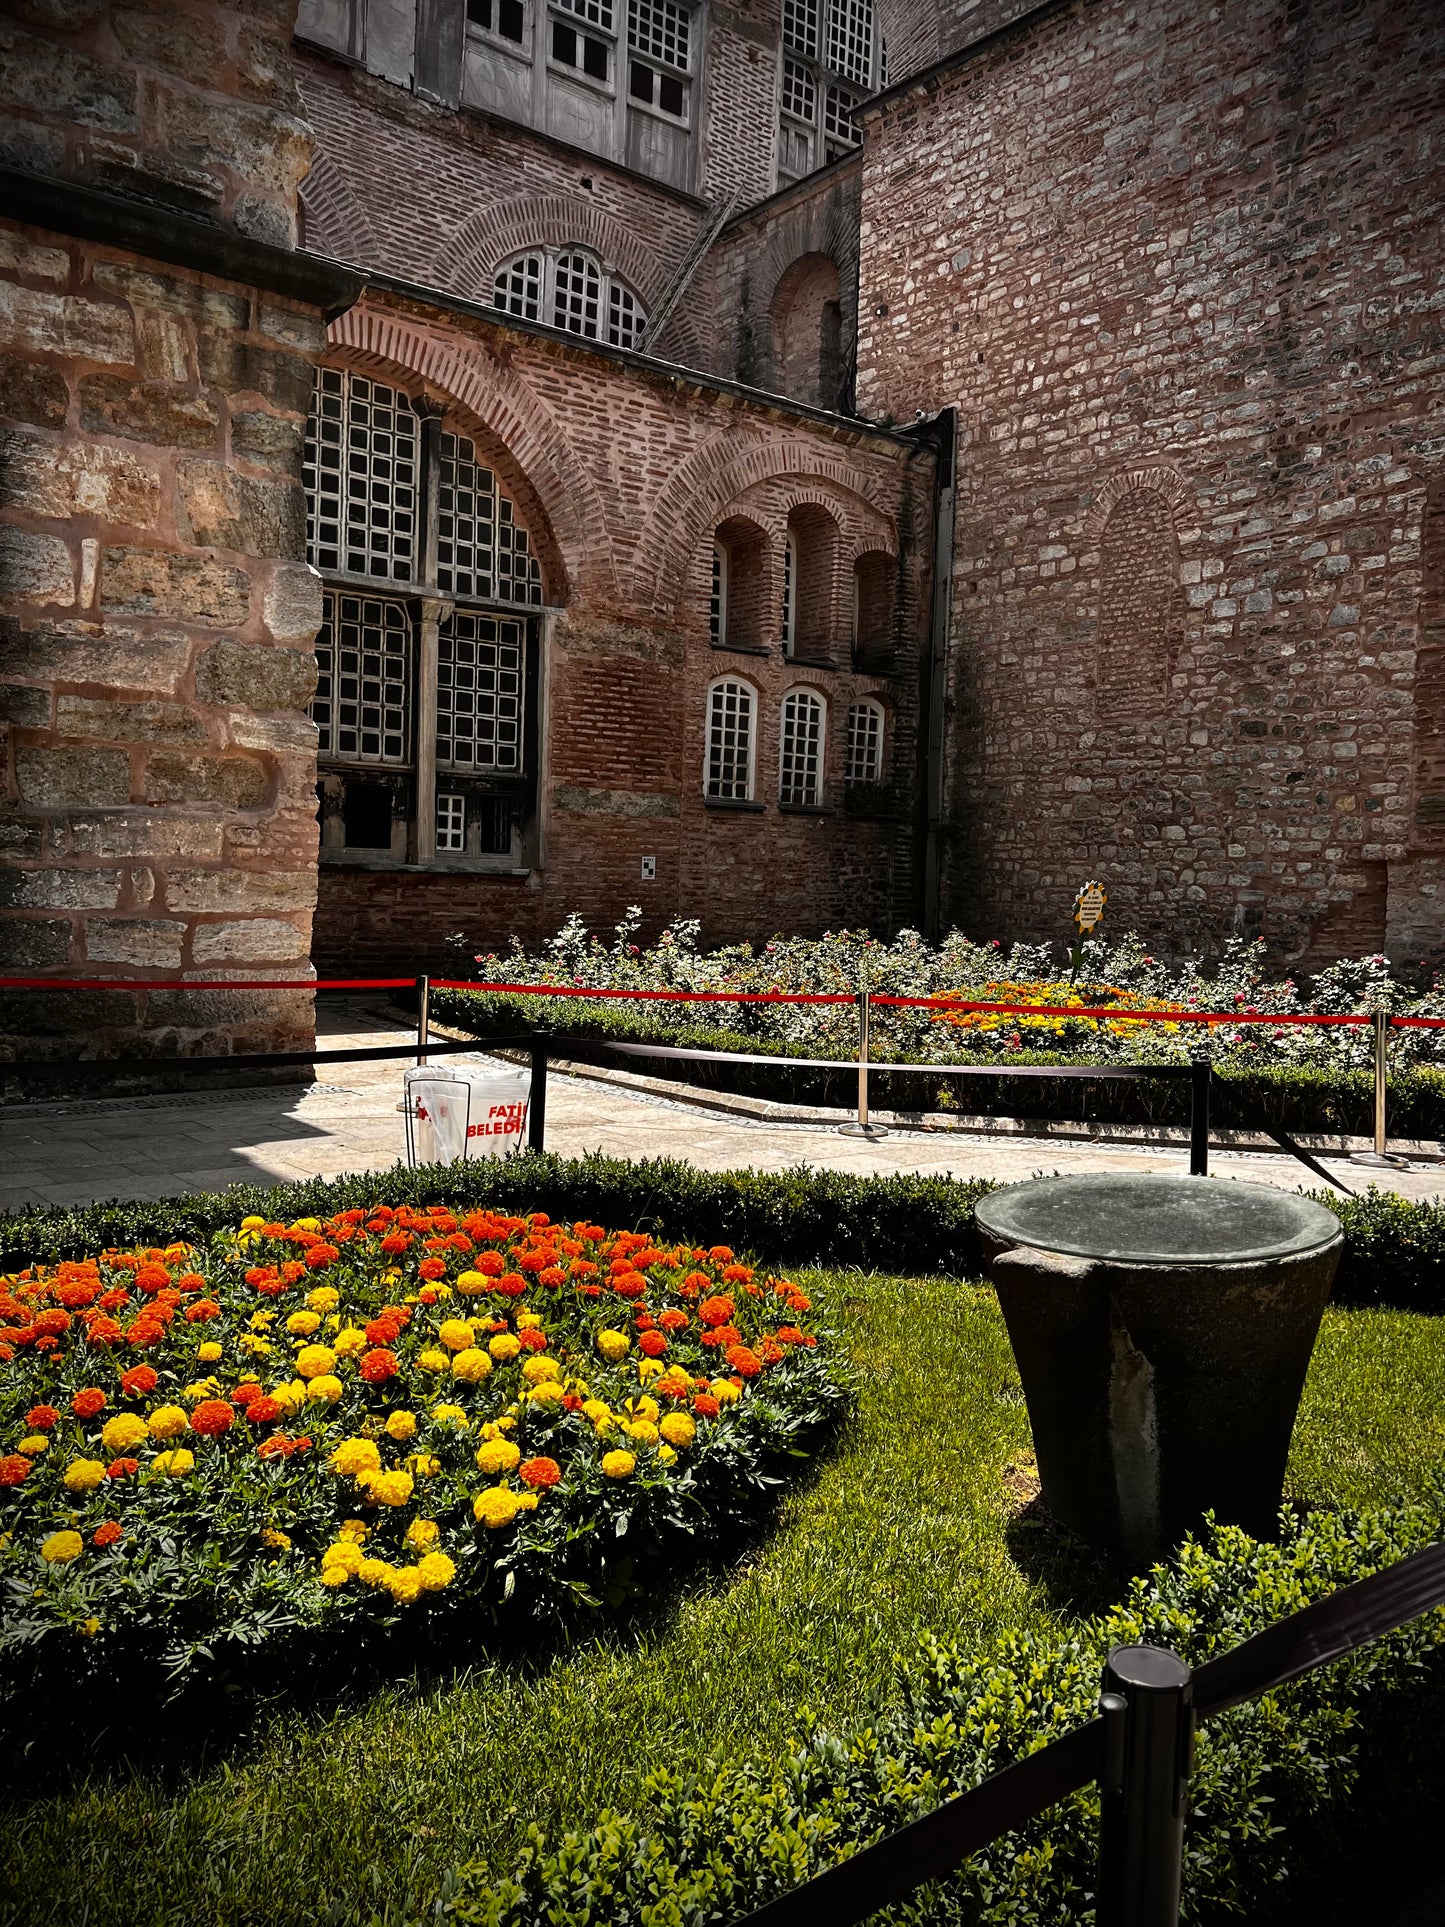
left=2, top=998, right=1441, bottom=1212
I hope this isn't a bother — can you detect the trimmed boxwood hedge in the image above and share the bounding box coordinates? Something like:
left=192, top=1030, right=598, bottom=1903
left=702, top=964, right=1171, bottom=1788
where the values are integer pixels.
left=2, top=1152, right=1442, bottom=1315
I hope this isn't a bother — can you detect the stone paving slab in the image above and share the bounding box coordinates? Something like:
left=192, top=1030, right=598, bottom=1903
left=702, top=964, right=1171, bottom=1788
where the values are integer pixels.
left=2, top=1009, right=1441, bottom=1213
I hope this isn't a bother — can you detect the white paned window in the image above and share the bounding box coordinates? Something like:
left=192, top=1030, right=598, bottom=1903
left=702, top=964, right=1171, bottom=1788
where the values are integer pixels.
left=779, top=689, right=825, bottom=806
left=781, top=531, right=797, bottom=654
left=467, top=0, right=527, bottom=41
left=304, top=369, right=419, bottom=581
left=557, top=0, right=613, bottom=25
left=845, top=699, right=883, bottom=783
left=709, top=542, right=727, bottom=645
left=437, top=793, right=467, bottom=852
left=494, top=246, right=647, bottom=345
left=436, top=432, right=544, bottom=607
left=628, top=0, right=687, bottom=69
left=705, top=679, right=755, bottom=800
left=776, top=0, right=879, bottom=183
left=437, top=610, right=526, bottom=772
left=313, top=590, right=412, bottom=765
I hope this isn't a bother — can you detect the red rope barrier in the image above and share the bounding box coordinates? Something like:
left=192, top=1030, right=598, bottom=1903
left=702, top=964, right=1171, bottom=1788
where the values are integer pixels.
left=429, top=979, right=856, bottom=1005
left=0, top=976, right=415, bottom=991
left=1391, top=1014, right=1445, bottom=1029
left=870, top=995, right=1374, bottom=1025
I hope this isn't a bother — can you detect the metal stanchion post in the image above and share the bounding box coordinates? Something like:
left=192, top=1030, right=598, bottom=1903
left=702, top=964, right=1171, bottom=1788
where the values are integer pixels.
left=839, top=975, right=887, bottom=1139
left=1097, top=1644, right=1193, bottom=1927
left=1189, top=1058, right=1210, bottom=1177
left=416, top=974, right=430, bottom=1067
left=1353, top=1009, right=1406, bottom=1168
left=528, top=1035, right=548, bottom=1153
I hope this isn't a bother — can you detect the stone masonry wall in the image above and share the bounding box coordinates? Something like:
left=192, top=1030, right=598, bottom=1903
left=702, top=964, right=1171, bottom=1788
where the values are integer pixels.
left=0, top=2, right=333, bottom=1077
left=857, top=0, right=1445, bottom=970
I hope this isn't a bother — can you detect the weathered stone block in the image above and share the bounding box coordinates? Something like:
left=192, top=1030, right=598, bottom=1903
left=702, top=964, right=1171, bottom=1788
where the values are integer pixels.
left=231, top=195, right=295, bottom=250
left=0, top=529, right=73, bottom=605
left=0, top=22, right=138, bottom=132
left=79, top=374, right=219, bottom=447
left=231, top=409, right=303, bottom=469
left=228, top=713, right=318, bottom=752
left=54, top=696, right=209, bottom=745
left=15, top=744, right=131, bottom=808
left=0, top=866, right=122, bottom=910
left=0, top=620, right=190, bottom=695
left=0, top=987, right=137, bottom=1034
left=134, top=311, right=191, bottom=383
left=0, top=815, right=43, bottom=859
left=0, top=284, right=133, bottom=363
left=160, top=90, right=312, bottom=202
left=0, top=352, right=67, bottom=427
left=102, top=548, right=249, bottom=622
left=110, top=4, right=230, bottom=85
left=0, top=429, right=163, bottom=528
left=256, top=303, right=327, bottom=353
left=0, top=684, right=49, bottom=727
left=197, top=333, right=313, bottom=412
left=191, top=916, right=308, bottom=962
left=0, top=231, right=68, bottom=286
left=176, top=460, right=304, bottom=558
left=165, top=868, right=316, bottom=912
left=194, top=638, right=316, bottom=709
left=87, top=144, right=226, bottom=222
left=84, top=916, right=187, bottom=967
left=68, top=813, right=224, bottom=861
left=261, top=561, right=322, bottom=642
left=0, top=916, right=71, bottom=969
left=141, top=752, right=269, bottom=808
left=90, top=261, right=248, bottom=332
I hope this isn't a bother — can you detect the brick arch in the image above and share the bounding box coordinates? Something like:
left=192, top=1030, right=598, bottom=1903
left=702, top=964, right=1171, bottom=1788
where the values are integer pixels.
left=635, top=436, right=896, bottom=616
left=326, top=304, right=619, bottom=602
left=751, top=478, right=897, bottom=560
left=1083, top=465, right=1196, bottom=541
left=298, top=151, right=377, bottom=264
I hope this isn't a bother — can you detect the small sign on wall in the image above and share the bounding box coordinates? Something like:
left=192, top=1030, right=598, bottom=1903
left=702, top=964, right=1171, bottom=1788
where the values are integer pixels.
left=641, top=855, right=656, bottom=880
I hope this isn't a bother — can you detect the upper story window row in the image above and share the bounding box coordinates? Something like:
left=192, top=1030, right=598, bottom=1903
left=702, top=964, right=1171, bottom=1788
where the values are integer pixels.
left=778, top=0, right=884, bottom=185
left=492, top=245, right=647, bottom=349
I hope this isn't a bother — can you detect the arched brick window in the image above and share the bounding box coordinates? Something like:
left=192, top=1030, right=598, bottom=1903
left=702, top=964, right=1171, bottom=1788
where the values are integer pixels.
left=845, top=698, right=884, bottom=784
left=714, top=515, right=768, bottom=651
left=704, top=676, right=757, bottom=800
left=786, top=502, right=841, bottom=657
left=770, top=253, right=843, bottom=408
left=492, top=245, right=647, bottom=348
left=1095, top=486, right=1179, bottom=720
left=779, top=687, right=826, bottom=806
left=853, top=548, right=896, bottom=666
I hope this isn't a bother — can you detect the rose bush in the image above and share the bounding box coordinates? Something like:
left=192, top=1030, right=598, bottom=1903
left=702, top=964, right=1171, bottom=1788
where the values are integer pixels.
left=0, top=1206, right=846, bottom=1690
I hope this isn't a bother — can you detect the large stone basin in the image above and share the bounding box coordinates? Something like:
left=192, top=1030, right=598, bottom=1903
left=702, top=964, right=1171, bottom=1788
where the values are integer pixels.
left=974, top=1174, right=1343, bottom=1564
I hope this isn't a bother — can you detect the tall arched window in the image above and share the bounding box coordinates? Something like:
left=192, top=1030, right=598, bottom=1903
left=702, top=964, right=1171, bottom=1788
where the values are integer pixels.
left=779, top=688, right=825, bottom=806
left=714, top=516, right=767, bottom=651
left=780, top=530, right=797, bottom=654
left=844, top=698, right=883, bottom=784
left=493, top=246, right=648, bottom=348
left=786, top=503, right=840, bottom=656
left=709, top=541, right=727, bottom=645
left=704, top=677, right=756, bottom=800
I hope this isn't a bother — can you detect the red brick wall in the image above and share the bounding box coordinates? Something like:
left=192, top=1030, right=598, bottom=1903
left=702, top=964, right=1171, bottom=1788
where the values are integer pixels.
left=857, top=0, right=1445, bottom=966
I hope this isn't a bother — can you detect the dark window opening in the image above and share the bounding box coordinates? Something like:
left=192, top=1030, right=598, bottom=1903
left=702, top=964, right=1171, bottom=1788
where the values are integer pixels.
left=629, top=60, right=652, bottom=102
left=552, top=21, right=576, bottom=61
left=469, top=0, right=525, bottom=38
left=343, top=783, right=395, bottom=851
left=477, top=796, right=513, bottom=855
left=659, top=71, right=684, bottom=115
left=583, top=33, right=608, bottom=79
left=553, top=22, right=607, bottom=76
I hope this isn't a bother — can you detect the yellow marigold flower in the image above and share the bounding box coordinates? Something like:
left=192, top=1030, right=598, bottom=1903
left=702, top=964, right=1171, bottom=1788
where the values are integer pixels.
left=437, top=1318, right=474, bottom=1352
left=527, top=1382, right=565, bottom=1407
left=521, top=1355, right=560, bottom=1385
left=452, top=1349, right=493, bottom=1384
left=307, top=1286, right=340, bottom=1312
left=287, top=1310, right=321, bottom=1337
left=488, top=1332, right=521, bottom=1363
left=658, top=1444, right=677, bottom=1466
left=429, top=1404, right=468, bottom=1427
left=333, top=1326, right=367, bottom=1357
left=595, top=1329, right=630, bottom=1362
left=271, top=1379, right=307, bottom=1416
left=238, top=1334, right=272, bottom=1356
left=637, top=1358, right=664, bottom=1382
left=627, top=1419, right=659, bottom=1445
left=656, top=1366, right=692, bottom=1398
left=241, top=1215, right=265, bottom=1231
left=361, top=1468, right=414, bottom=1507
left=405, top=1518, right=440, bottom=1550
left=196, top=1342, right=223, bottom=1364
left=319, top=1563, right=351, bottom=1587
left=295, top=1344, right=338, bottom=1380
left=322, top=1540, right=364, bottom=1575
left=79, top=1615, right=102, bottom=1634
left=632, top=1396, right=659, bottom=1422
left=417, top=1348, right=452, bottom=1374
left=146, top=1405, right=189, bottom=1441
left=659, top=1413, right=696, bottom=1448
left=385, top=1410, right=418, bottom=1442
left=101, top=1413, right=148, bottom=1454
left=261, top=1528, right=292, bottom=1550
left=357, top=1557, right=392, bottom=1586
left=475, top=1438, right=521, bottom=1475
left=416, top=1550, right=456, bottom=1590
left=473, top=1486, right=522, bottom=1529
left=292, top=1217, right=321, bottom=1232
left=329, top=1437, right=382, bottom=1478
left=581, top=1398, right=611, bottom=1425
left=383, top=1565, right=424, bottom=1605
left=456, top=1269, right=486, bottom=1295
left=249, top=1310, right=275, bottom=1330
left=184, top=1377, right=221, bottom=1402
left=18, top=1435, right=48, bottom=1457
left=710, top=1378, right=742, bottom=1406
left=63, top=1458, right=106, bottom=1493
left=407, top=1454, right=442, bottom=1480
left=515, top=1312, right=543, bottom=1331
left=337, top=1518, right=369, bottom=1543
left=151, top=1448, right=195, bottom=1478
left=601, top=1450, right=636, bottom=1480
left=306, top=1374, right=344, bottom=1405
left=516, top=1490, right=539, bottom=1512
left=41, top=1531, right=84, bottom=1564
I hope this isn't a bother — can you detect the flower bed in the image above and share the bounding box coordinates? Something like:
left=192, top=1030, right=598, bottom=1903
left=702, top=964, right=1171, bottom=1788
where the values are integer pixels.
left=0, top=1205, right=846, bottom=1689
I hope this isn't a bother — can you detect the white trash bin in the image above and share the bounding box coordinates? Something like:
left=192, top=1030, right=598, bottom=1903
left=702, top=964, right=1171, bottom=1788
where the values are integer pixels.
left=403, top=1061, right=532, bottom=1166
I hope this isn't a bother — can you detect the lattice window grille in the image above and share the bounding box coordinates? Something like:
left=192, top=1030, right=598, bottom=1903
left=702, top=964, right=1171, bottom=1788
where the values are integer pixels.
left=827, top=0, right=872, bottom=87
left=878, top=33, right=888, bottom=87
left=709, top=543, right=726, bottom=644
left=783, top=0, right=817, bottom=57
left=705, top=680, right=754, bottom=800
left=557, top=0, right=614, bottom=27
left=781, top=57, right=814, bottom=123
left=493, top=253, right=543, bottom=321
left=312, top=590, right=413, bottom=765
left=779, top=689, right=824, bottom=806
left=608, top=281, right=644, bottom=348
left=781, top=531, right=796, bottom=652
left=553, top=250, right=603, bottom=337
left=437, top=610, right=526, bottom=773
left=437, top=793, right=467, bottom=852
left=825, top=84, right=861, bottom=149
left=628, top=0, right=688, bottom=69
left=304, top=369, right=418, bottom=581
left=436, top=433, right=544, bottom=607
left=845, top=700, right=883, bottom=784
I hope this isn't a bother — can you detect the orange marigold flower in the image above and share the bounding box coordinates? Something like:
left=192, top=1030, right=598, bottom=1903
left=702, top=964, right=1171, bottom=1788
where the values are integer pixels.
left=518, top=1328, right=548, bottom=1352
left=72, top=1387, right=107, bottom=1419
left=497, top=1272, right=527, bottom=1298
left=691, top=1393, right=721, bottom=1418
left=518, top=1456, right=561, bottom=1489
left=177, top=1272, right=206, bottom=1292
left=34, top=1309, right=72, bottom=1336
left=638, top=1331, right=667, bottom=1358
left=245, top=1396, right=284, bottom=1425
left=0, top=1456, right=30, bottom=1487
left=365, top=1317, right=402, bottom=1346
left=105, top=1457, right=139, bottom=1479
left=25, top=1404, right=60, bottom=1431
left=185, top=1299, right=221, bottom=1323
left=721, top=1265, right=754, bottom=1285
left=475, top=1252, right=505, bottom=1277
left=379, top=1232, right=412, bottom=1255
left=134, top=1264, right=170, bottom=1295
left=93, top=1521, right=123, bottom=1547
left=699, top=1295, right=735, bottom=1328
left=707, top=1246, right=734, bottom=1264
left=417, top=1258, right=447, bottom=1281
left=305, top=1243, right=339, bottom=1269
left=612, top=1273, right=646, bottom=1300
left=120, top=1365, right=158, bottom=1398
left=777, top=1326, right=815, bottom=1347
left=245, top=1267, right=278, bottom=1288
left=538, top=1267, right=566, bottom=1288
left=191, top=1399, right=235, bottom=1437
left=658, top=1309, right=689, bottom=1332
left=358, top=1347, right=399, bottom=1384
left=231, top=1381, right=266, bottom=1406
left=724, top=1344, right=762, bottom=1378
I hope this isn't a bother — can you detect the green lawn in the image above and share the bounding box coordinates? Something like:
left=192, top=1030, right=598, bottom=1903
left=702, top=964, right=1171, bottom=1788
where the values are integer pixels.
left=3, top=1276, right=1443, bottom=1927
